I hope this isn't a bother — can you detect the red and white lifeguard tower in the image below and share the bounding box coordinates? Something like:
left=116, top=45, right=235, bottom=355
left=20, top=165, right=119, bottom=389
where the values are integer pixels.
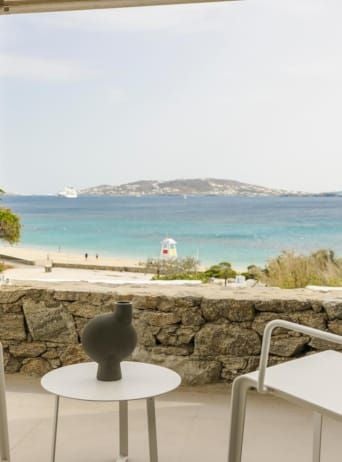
left=160, top=238, right=177, bottom=259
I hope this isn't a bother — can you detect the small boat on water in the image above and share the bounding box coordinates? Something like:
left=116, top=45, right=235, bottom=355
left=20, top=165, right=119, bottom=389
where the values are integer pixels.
left=58, top=186, right=78, bottom=198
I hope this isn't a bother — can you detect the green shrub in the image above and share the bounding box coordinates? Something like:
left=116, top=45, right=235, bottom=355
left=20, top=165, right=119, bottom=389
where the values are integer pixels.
left=252, top=249, right=342, bottom=289
left=0, top=190, right=21, bottom=244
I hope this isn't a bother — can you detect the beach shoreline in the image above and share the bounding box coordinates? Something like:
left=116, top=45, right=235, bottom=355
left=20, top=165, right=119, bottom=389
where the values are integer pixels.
left=0, top=245, right=142, bottom=269
left=0, top=244, right=249, bottom=273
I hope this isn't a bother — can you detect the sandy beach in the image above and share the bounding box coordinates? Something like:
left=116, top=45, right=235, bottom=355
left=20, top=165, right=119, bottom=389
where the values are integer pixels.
left=0, top=245, right=205, bottom=286
left=0, top=245, right=141, bottom=268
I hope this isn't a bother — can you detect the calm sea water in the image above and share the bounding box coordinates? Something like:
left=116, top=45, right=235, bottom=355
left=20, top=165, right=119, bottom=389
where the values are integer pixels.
left=2, top=195, right=342, bottom=268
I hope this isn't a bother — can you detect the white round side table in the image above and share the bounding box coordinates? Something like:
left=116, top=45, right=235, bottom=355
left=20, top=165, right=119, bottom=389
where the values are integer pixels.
left=41, top=361, right=181, bottom=462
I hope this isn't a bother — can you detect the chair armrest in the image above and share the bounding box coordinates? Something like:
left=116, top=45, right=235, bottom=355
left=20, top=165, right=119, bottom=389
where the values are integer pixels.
left=257, top=319, right=342, bottom=392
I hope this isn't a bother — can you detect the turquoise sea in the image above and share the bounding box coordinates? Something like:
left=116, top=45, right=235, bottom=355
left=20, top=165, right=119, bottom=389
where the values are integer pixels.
left=3, top=195, right=342, bottom=268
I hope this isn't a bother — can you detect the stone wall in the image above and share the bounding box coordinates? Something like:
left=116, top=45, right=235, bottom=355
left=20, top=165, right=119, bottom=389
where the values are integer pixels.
left=1, top=287, right=342, bottom=384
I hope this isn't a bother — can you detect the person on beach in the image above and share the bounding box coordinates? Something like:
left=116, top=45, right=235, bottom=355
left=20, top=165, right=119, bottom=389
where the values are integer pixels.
left=96, top=253, right=99, bottom=260
left=85, top=253, right=88, bottom=260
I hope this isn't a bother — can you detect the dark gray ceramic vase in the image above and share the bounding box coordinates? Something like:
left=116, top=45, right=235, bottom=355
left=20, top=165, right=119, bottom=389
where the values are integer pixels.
left=81, top=301, right=137, bottom=381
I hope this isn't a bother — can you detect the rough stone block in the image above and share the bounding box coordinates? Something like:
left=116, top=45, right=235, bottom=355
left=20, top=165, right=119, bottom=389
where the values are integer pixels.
left=289, top=312, right=327, bottom=330
left=178, top=307, right=204, bottom=326
left=87, top=292, right=114, bottom=306
left=60, top=344, right=89, bottom=365
left=48, top=359, right=61, bottom=369
left=310, top=301, right=323, bottom=313
left=20, top=358, right=51, bottom=376
left=202, top=299, right=255, bottom=322
left=141, top=311, right=181, bottom=327
left=0, top=303, right=23, bottom=314
left=309, top=337, right=342, bottom=351
left=177, top=326, right=199, bottom=344
left=220, top=356, right=248, bottom=381
left=131, top=296, right=151, bottom=310
left=9, top=342, right=46, bottom=358
left=220, top=356, right=247, bottom=370
left=132, top=296, right=174, bottom=311
left=5, top=355, right=21, bottom=373
left=151, top=345, right=193, bottom=356
left=74, top=316, right=89, bottom=338
left=0, top=289, right=27, bottom=304
left=255, top=300, right=311, bottom=313
left=177, top=360, right=221, bottom=385
left=246, top=356, right=260, bottom=373
left=252, top=313, right=290, bottom=336
left=201, top=299, right=225, bottom=321
left=254, top=300, right=283, bottom=312
left=0, top=313, right=26, bottom=341
left=195, top=324, right=261, bottom=356
left=270, top=335, right=310, bottom=357
left=24, top=289, right=50, bottom=303
left=156, top=325, right=198, bottom=346
left=132, top=348, right=221, bottom=385
left=175, top=297, right=202, bottom=309
left=42, top=349, right=59, bottom=360
left=223, top=355, right=291, bottom=380
left=54, top=290, right=113, bottom=304
left=158, top=297, right=176, bottom=312
left=23, top=300, right=78, bottom=343
left=268, top=355, right=295, bottom=367
left=322, top=300, right=342, bottom=320
left=222, top=300, right=255, bottom=322
left=131, top=346, right=150, bottom=362
left=134, top=320, right=157, bottom=347
left=328, top=320, right=342, bottom=335
left=53, top=291, right=84, bottom=302
left=67, top=302, right=114, bottom=318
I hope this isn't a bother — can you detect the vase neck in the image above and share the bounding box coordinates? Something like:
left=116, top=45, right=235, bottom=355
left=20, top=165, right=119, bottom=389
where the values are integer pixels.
left=114, top=301, right=133, bottom=324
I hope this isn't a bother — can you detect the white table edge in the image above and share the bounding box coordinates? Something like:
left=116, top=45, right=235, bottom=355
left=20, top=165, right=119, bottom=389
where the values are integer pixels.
left=40, top=361, right=182, bottom=402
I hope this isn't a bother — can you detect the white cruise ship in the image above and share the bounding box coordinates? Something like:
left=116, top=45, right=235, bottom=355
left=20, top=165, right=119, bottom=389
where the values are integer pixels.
left=58, top=186, right=78, bottom=198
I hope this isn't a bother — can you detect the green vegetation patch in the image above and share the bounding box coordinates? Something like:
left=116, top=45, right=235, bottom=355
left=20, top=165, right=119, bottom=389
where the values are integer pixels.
left=248, top=249, right=342, bottom=289
left=0, top=189, right=21, bottom=244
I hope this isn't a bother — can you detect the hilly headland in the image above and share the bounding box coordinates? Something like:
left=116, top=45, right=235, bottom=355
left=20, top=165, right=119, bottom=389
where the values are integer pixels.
left=79, top=178, right=305, bottom=197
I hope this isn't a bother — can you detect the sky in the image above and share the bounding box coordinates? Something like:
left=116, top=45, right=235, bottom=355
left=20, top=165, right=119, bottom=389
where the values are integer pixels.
left=1, top=0, right=342, bottom=194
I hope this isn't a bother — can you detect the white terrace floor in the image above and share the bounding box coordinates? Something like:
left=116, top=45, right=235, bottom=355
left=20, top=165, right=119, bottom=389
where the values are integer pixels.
left=5, top=374, right=342, bottom=462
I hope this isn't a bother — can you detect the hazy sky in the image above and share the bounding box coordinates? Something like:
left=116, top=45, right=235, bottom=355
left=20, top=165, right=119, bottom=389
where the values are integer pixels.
left=1, top=0, right=342, bottom=194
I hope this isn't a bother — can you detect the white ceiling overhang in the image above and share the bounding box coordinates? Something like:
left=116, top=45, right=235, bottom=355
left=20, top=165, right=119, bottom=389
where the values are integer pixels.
left=0, top=0, right=238, bottom=14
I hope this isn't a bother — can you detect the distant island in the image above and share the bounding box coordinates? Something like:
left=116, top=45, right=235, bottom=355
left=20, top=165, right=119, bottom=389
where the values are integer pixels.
left=78, top=178, right=340, bottom=197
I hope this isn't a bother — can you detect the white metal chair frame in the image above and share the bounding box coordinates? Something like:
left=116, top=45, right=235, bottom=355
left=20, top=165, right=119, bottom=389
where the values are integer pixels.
left=0, top=343, right=10, bottom=462
left=227, top=320, right=342, bottom=462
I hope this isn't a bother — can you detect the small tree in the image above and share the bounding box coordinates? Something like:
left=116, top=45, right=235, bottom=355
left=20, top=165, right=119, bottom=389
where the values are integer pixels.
left=205, top=261, right=236, bottom=286
left=0, top=189, right=21, bottom=244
